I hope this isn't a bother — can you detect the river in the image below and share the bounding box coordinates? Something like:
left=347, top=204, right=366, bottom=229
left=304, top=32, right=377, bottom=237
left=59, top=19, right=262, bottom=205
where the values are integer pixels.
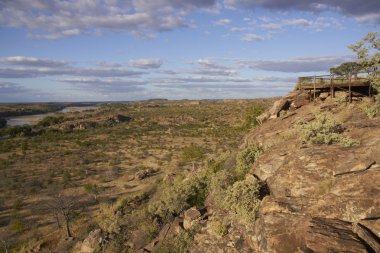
left=5, top=106, right=97, bottom=126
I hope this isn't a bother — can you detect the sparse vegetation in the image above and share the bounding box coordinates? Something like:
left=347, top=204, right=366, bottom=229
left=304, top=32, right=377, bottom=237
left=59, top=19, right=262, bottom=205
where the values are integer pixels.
left=234, top=144, right=263, bottom=179
left=208, top=219, right=229, bottom=237
left=222, top=175, right=261, bottom=224
left=360, top=100, right=379, bottom=118
left=0, top=99, right=273, bottom=251
left=154, top=223, right=201, bottom=253
left=297, top=113, right=359, bottom=147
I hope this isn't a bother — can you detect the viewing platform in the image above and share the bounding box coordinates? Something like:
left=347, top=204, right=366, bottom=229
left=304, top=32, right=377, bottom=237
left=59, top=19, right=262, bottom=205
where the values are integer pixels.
left=295, top=71, right=377, bottom=101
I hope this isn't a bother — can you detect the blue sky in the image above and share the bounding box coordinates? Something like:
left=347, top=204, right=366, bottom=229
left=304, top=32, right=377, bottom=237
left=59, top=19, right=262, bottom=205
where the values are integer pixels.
left=0, top=0, right=379, bottom=102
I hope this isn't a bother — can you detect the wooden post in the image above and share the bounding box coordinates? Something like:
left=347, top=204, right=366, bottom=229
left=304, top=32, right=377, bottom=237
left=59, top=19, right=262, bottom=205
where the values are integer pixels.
left=330, top=74, right=335, bottom=98
left=313, top=75, right=316, bottom=101
left=348, top=72, right=352, bottom=103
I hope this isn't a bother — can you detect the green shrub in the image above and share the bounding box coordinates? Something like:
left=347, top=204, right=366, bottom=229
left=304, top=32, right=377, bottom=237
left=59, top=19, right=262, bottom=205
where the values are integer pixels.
left=208, top=219, right=229, bottom=237
left=333, top=92, right=348, bottom=106
left=96, top=203, right=123, bottom=234
left=208, top=170, right=235, bottom=205
left=37, top=115, right=65, bottom=127
left=83, top=183, right=100, bottom=200
left=11, top=220, right=26, bottom=233
left=3, top=125, right=32, bottom=137
left=222, top=175, right=261, bottom=224
left=234, top=145, right=263, bottom=179
left=149, top=176, right=207, bottom=222
left=297, top=113, right=359, bottom=147
left=153, top=223, right=200, bottom=253
left=243, top=106, right=265, bottom=129
left=360, top=101, right=379, bottom=118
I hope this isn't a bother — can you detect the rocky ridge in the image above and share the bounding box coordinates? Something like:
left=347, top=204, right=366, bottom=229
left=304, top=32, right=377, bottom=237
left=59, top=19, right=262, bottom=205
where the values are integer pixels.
left=192, top=91, right=380, bottom=253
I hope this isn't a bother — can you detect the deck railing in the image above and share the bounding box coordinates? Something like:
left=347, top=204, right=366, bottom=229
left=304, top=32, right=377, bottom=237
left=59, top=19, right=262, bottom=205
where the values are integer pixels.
left=296, top=70, right=377, bottom=102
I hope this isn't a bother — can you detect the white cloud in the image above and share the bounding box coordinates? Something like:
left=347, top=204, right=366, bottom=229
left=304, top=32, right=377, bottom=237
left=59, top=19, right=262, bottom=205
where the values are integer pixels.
left=241, top=33, right=264, bottom=42
left=223, top=0, right=380, bottom=24
left=214, top=18, right=232, bottom=26
left=0, top=56, right=69, bottom=67
left=259, top=17, right=343, bottom=31
left=239, top=55, right=356, bottom=72
left=58, top=78, right=146, bottom=93
left=128, top=58, right=163, bottom=69
left=0, top=81, right=55, bottom=102
left=0, top=56, right=144, bottom=78
left=0, top=0, right=217, bottom=39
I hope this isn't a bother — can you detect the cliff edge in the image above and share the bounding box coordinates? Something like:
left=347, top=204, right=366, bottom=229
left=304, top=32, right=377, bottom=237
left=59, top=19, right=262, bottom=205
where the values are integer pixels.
left=193, top=91, right=380, bottom=253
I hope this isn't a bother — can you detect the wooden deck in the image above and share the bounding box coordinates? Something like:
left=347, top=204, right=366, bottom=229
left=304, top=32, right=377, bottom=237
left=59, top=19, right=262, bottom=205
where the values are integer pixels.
left=295, top=72, right=375, bottom=102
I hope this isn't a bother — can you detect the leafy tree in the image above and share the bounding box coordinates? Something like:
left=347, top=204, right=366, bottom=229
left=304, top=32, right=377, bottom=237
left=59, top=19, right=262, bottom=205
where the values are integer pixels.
left=330, top=62, right=357, bottom=79
left=349, top=32, right=380, bottom=98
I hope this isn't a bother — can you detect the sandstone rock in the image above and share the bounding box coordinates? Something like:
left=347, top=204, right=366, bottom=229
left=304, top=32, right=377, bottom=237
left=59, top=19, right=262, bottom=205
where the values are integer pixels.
left=127, top=230, right=148, bottom=250
left=268, top=98, right=290, bottom=119
left=256, top=112, right=270, bottom=124
left=184, top=207, right=202, bottom=229
left=245, top=98, right=380, bottom=252
left=79, top=229, right=103, bottom=253
left=352, top=222, right=380, bottom=253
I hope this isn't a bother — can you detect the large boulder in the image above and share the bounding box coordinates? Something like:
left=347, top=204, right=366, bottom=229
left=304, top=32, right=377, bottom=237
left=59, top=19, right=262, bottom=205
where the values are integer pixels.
left=77, top=229, right=103, bottom=253
left=268, top=98, right=290, bottom=119
left=183, top=207, right=202, bottom=230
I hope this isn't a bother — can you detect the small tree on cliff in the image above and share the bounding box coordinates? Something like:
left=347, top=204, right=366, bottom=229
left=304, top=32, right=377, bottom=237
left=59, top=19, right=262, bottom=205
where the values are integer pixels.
left=349, top=32, right=380, bottom=100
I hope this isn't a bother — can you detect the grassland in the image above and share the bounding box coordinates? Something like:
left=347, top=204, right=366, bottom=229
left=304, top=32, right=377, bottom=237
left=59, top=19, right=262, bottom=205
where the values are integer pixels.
left=0, top=99, right=272, bottom=252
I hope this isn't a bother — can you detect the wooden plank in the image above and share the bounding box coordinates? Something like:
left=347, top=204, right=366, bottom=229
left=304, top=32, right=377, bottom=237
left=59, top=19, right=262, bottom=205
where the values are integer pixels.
left=313, top=75, right=316, bottom=101
left=349, top=73, right=352, bottom=103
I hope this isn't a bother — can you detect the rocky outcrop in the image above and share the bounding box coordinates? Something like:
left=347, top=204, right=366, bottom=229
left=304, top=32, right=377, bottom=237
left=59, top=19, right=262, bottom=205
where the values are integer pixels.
left=191, top=95, right=379, bottom=253
left=74, top=229, right=104, bottom=253
left=247, top=98, right=380, bottom=252
left=257, top=91, right=310, bottom=123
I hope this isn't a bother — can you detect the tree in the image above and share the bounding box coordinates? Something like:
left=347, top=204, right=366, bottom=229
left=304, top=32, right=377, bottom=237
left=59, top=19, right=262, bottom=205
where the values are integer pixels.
left=349, top=32, right=380, bottom=99
left=47, top=192, right=77, bottom=238
left=330, top=62, right=357, bottom=79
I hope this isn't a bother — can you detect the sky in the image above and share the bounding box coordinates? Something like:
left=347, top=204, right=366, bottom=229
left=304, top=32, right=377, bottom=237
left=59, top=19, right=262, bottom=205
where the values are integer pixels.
left=0, top=0, right=379, bottom=102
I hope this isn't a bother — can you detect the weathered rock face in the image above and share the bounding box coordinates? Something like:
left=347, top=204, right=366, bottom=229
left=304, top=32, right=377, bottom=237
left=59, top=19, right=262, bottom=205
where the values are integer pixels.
left=191, top=97, right=379, bottom=253
left=75, top=229, right=103, bottom=253
left=246, top=100, right=380, bottom=252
